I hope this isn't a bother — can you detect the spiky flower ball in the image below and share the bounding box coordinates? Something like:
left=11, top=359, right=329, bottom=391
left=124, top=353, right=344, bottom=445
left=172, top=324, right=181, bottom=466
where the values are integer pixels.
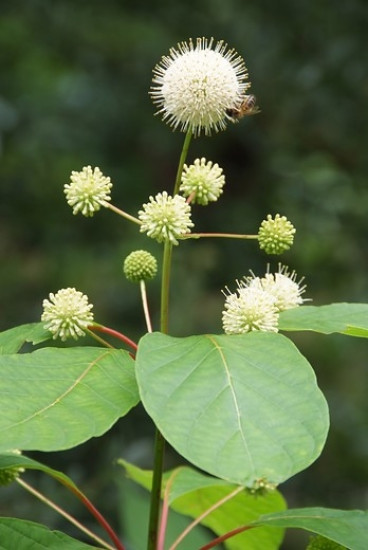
left=0, top=451, right=24, bottom=486
left=306, top=535, right=347, bottom=550
left=138, top=191, right=194, bottom=245
left=246, top=265, right=306, bottom=311
left=123, top=250, right=158, bottom=283
left=222, top=280, right=279, bottom=334
left=180, top=158, right=225, bottom=205
left=258, top=214, right=295, bottom=255
left=150, top=37, right=250, bottom=136
left=41, top=288, right=94, bottom=341
left=64, top=166, right=112, bottom=217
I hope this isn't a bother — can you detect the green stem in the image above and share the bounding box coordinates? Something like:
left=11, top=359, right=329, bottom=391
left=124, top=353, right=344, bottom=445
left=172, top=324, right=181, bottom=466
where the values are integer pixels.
left=160, top=242, right=173, bottom=334
left=182, top=232, right=259, bottom=240
left=105, top=202, right=142, bottom=225
left=147, top=429, right=166, bottom=549
left=147, top=241, right=172, bottom=550
left=147, top=130, right=192, bottom=549
left=173, top=129, right=192, bottom=196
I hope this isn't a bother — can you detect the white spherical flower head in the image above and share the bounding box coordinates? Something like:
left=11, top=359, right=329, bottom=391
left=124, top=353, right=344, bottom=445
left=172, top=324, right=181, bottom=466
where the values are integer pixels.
left=64, top=166, right=112, bottom=217
left=180, top=158, right=225, bottom=205
left=138, top=191, right=194, bottom=245
left=222, top=280, right=279, bottom=335
left=41, top=287, right=94, bottom=341
left=150, top=37, right=250, bottom=136
left=246, top=265, right=306, bottom=311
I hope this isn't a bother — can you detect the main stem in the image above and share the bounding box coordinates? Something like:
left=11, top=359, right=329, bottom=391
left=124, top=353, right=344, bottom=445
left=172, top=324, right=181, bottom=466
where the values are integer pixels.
left=147, top=242, right=172, bottom=550
left=147, top=130, right=192, bottom=549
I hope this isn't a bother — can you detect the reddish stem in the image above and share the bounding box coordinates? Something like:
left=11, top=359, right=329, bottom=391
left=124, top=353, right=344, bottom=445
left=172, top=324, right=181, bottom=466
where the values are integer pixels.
left=90, top=324, right=138, bottom=352
left=199, top=524, right=255, bottom=550
left=67, top=484, right=125, bottom=550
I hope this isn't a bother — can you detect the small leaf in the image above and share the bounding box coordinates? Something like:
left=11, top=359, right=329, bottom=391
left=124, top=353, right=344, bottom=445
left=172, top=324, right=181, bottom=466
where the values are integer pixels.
left=0, top=347, right=139, bottom=452
left=136, top=332, right=329, bottom=486
left=119, top=460, right=286, bottom=550
left=253, top=507, right=368, bottom=550
left=279, top=304, right=368, bottom=337
left=0, top=517, right=99, bottom=549
left=0, top=323, right=51, bottom=354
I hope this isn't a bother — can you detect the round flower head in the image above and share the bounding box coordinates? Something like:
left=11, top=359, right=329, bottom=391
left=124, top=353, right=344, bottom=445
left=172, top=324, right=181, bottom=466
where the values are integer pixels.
left=150, top=37, right=250, bottom=136
left=222, top=280, right=279, bottom=335
left=138, top=191, right=194, bottom=245
left=64, top=166, right=112, bottom=217
left=41, top=287, right=94, bottom=341
left=246, top=265, right=306, bottom=311
left=180, top=158, right=225, bottom=205
left=258, top=214, right=296, bottom=255
left=124, top=250, right=158, bottom=283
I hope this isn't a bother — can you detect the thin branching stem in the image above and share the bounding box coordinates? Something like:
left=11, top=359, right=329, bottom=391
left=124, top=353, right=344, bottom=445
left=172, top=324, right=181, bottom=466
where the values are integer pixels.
left=169, top=486, right=244, bottom=550
left=104, top=202, right=142, bottom=225
left=17, top=478, right=117, bottom=550
left=90, top=324, right=138, bottom=352
left=140, top=280, right=153, bottom=333
left=182, top=232, right=259, bottom=240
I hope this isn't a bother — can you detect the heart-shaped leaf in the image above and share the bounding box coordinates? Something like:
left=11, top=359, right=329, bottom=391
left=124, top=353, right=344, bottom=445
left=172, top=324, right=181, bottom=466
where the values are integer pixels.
left=136, top=332, right=329, bottom=486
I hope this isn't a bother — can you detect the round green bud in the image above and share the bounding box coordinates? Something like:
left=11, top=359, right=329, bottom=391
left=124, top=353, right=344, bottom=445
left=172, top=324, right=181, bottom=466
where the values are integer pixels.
left=258, top=214, right=295, bottom=255
left=0, top=466, right=23, bottom=486
left=306, top=535, right=347, bottom=550
left=0, top=451, right=24, bottom=486
left=123, top=250, right=158, bottom=283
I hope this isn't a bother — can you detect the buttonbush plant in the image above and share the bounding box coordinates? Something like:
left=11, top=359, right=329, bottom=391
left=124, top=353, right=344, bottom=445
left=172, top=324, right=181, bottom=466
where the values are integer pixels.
left=1, top=37, right=367, bottom=550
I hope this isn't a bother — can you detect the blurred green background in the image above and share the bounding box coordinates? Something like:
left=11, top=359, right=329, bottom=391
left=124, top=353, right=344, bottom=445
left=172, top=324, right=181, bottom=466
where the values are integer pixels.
left=1, top=0, right=367, bottom=548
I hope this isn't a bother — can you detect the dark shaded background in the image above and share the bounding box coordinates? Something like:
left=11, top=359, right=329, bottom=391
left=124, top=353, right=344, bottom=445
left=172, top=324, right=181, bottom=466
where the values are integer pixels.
left=1, top=1, right=367, bottom=548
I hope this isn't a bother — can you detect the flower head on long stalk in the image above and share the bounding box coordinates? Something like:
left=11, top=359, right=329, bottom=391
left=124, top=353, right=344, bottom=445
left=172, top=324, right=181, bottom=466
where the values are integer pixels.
left=138, top=191, right=194, bottom=245
left=150, top=37, right=250, bottom=136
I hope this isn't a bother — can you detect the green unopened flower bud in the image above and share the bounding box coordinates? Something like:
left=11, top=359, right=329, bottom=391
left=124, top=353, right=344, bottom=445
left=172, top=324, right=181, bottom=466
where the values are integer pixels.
left=258, top=214, right=295, bottom=255
left=0, top=451, right=24, bottom=486
left=306, top=535, right=347, bottom=550
left=123, top=250, right=158, bottom=283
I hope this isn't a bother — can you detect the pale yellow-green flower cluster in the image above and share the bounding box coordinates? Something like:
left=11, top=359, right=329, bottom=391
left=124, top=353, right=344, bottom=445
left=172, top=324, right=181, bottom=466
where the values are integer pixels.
left=138, top=191, right=194, bottom=245
left=41, top=287, right=94, bottom=341
left=222, top=265, right=306, bottom=335
left=64, top=166, right=112, bottom=217
left=180, top=158, right=225, bottom=205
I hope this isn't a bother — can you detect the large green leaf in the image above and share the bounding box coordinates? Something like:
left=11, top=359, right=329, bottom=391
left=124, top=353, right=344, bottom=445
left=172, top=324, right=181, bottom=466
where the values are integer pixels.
left=0, top=517, right=99, bottom=549
left=279, top=303, right=368, bottom=337
left=136, top=332, right=329, bottom=486
left=0, top=347, right=139, bottom=451
left=252, top=507, right=368, bottom=550
left=0, top=323, right=51, bottom=354
left=119, top=460, right=286, bottom=550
